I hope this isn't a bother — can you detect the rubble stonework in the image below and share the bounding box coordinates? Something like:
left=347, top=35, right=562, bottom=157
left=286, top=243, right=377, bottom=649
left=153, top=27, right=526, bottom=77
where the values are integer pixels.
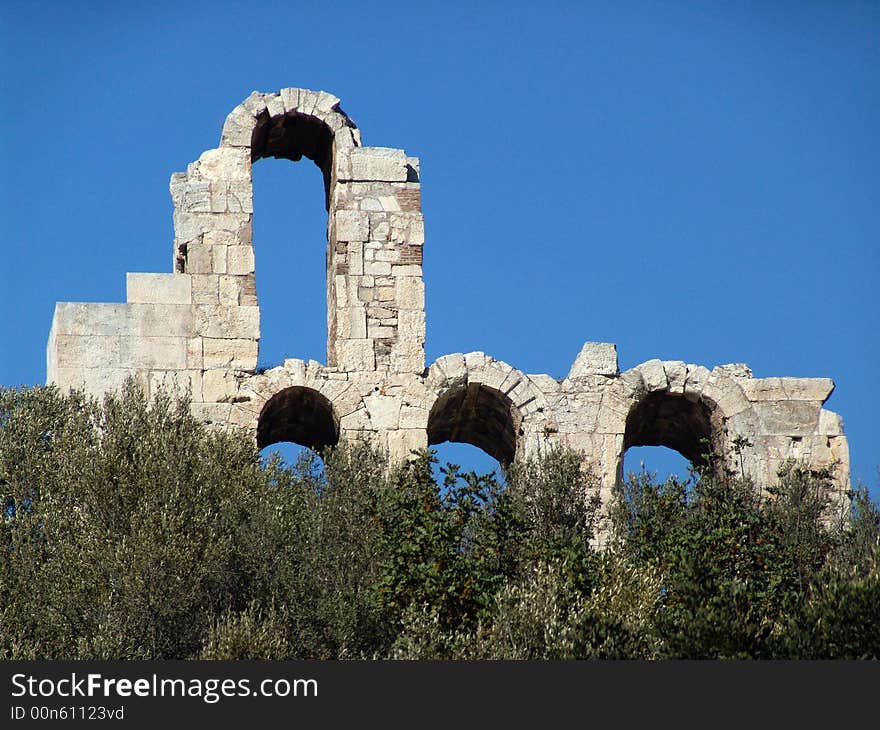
left=47, top=88, right=850, bottom=530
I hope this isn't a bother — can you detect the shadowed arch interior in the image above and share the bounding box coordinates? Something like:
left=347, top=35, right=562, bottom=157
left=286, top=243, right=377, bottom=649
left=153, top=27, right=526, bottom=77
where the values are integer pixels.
left=427, top=383, right=520, bottom=466
left=251, top=111, right=334, bottom=208
left=623, top=392, right=714, bottom=467
left=257, top=386, right=339, bottom=453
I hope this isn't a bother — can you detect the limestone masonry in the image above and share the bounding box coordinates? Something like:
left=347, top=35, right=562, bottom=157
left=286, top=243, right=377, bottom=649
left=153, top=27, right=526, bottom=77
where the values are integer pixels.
left=47, top=88, right=850, bottom=521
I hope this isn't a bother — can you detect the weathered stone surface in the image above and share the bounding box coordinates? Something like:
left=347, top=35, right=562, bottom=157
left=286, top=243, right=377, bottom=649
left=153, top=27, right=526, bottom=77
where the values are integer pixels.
left=120, top=336, right=187, bottom=370
left=150, top=369, right=202, bottom=402
left=347, top=147, right=409, bottom=182
left=568, top=342, right=618, bottom=378
left=127, top=273, right=192, bottom=305
left=337, top=339, right=375, bottom=372
left=194, top=305, right=259, bottom=339
left=684, top=364, right=711, bottom=403
left=818, top=408, right=844, bottom=436
left=714, top=363, right=753, bottom=379
left=741, top=377, right=835, bottom=403
left=395, top=277, right=424, bottom=310
left=202, top=338, right=258, bottom=370
left=639, top=359, right=668, bottom=392
left=51, top=302, right=130, bottom=337
left=664, top=360, right=687, bottom=395
left=226, top=246, right=255, bottom=275
left=335, top=210, right=370, bottom=241
left=202, top=369, right=238, bottom=402
left=47, top=86, right=850, bottom=536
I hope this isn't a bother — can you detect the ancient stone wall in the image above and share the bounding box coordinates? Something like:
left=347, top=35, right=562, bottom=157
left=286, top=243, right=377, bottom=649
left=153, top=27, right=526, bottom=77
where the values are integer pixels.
left=47, top=88, right=850, bottom=533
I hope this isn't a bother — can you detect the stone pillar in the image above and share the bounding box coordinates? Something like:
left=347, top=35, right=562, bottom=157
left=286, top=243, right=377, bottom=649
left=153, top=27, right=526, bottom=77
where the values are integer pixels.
left=330, top=147, right=425, bottom=374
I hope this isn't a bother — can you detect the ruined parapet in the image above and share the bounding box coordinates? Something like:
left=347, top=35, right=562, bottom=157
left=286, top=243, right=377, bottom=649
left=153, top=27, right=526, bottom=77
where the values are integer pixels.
left=47, top=87, right=850, bottom=527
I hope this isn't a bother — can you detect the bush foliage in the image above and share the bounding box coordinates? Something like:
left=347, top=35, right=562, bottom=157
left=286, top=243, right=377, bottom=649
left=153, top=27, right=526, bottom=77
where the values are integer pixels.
left=1, top=383, right=877, bottom=659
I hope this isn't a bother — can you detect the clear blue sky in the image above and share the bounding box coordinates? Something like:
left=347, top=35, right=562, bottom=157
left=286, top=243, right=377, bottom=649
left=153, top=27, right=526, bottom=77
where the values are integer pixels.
left=1, top=1, right=877, bottom=498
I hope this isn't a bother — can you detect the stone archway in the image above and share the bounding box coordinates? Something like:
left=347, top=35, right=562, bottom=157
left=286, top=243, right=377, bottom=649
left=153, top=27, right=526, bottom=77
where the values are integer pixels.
left=427, top=382, right=520, bottom=466
left=623, top=391, right=716, bottom=469
left=257, top=385, right=339, bottom=453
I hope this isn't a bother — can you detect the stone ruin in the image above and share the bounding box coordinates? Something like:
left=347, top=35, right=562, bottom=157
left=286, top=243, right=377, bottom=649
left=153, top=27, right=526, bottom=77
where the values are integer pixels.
left=46, top=87, right=850, bottom=526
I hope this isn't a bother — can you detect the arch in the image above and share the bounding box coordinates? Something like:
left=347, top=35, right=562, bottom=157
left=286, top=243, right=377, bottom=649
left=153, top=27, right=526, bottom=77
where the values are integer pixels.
left=220, top=88, right=358, bottom=208
left=427, top=383, right=520, bottom=466
left=623, top=391, right=716, bottom=469
left=256, top=385, right=339, bottom=453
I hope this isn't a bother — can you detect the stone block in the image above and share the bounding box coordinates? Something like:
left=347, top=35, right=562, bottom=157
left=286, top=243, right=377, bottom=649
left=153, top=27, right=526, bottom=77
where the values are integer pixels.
left=568, top=342, right=618, bottom=378
left=365, top=261, right=392, bottom=276
left=202, top=338, right=258, bottom=370
left=336, top=307, right=367, bottom=339
left=266, top=93, right=285, bottom=119
left=388, top=429, right=428, bottom=463
left=129, top=304, right=195, bottom=338
left=527, top=374, right=562, bottom=395
left=120, top=336, right=187, bottom=370
left=191, top=401, right=233, bottom=426
left=173, top=211, right=250, bottom=248
left=127, top=273, right=192, bottom=305
left=664, top=360, right=687, bottom=394
left=391, top=340, right=425, bottom=374
left=399, top=404, right=428, bottom=430
left=280, top=87, right=300, bottom=113
left=314, top=90, right=341, bottom=114
left=348, top=241, right=364, bottom=276
left=395, top=276, right=424, bottom=310
left=227, top=246, right=255, bottom=275
left=398, top=310, right=425, bottom=340
left=226, top=180, right=253, bottom=213
left=818, top=409, right=844, bottom=436
left=389, top=213, right=425, bottom=245
left=684, top=364, right=711, bottom=403
left=219, top=276, right=242, bottom=305
left=185, top=242, right=213, bottom=274
left=195, top=147, right=251, bottom=181
left=392, top=264, right=421, bottom=278
left=369, top=325, right=397, bottom=339
left=348, top=147, right=409, bottom=182
left=431, top=353, right=466, bottom=387
left=702, top=377, right=750, bottom=418
left=753, top=401, right=820, bottom=436
left=639, top=359, right=667, bottom=392
left=51, top=302, right=131, bottom=337
left=714, top=363, right=753, bottom=379
left=340, top=407, right=372, bottom=432
left=54, top=334, right=121, bottom=368
left=187, top=338, right=203, bottom=369
left=192, top=275, right=220, bottom=305
left=335, top=210, right=370, bottom=241
left=337, top=339, right=375, bottom=372
left=149, top=369, right=202, bottom=402
left=202, top=368, right=239, bottom=403
left=195, top=306, right=259, bottom=339
left=54, top=366, right=144, bottom=397
left=364, top=393, right=402, bottom=429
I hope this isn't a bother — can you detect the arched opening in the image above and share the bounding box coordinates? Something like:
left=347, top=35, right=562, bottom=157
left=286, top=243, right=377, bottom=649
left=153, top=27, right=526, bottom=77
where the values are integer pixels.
left=621, top=392, right=715, bottom=485
left=257, top=386, right=339, bottom=454
left=252, top=158, right=327, bottom=369
left=251, top=111, right=335, bottom=370
left=251, top=111, right=333, bottom=205
left=427, top=383, right=520, bottom=467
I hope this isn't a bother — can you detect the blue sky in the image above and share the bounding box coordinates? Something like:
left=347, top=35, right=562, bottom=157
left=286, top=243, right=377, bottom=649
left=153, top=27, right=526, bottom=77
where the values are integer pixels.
left=1, top=1, right=877, bottom=497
